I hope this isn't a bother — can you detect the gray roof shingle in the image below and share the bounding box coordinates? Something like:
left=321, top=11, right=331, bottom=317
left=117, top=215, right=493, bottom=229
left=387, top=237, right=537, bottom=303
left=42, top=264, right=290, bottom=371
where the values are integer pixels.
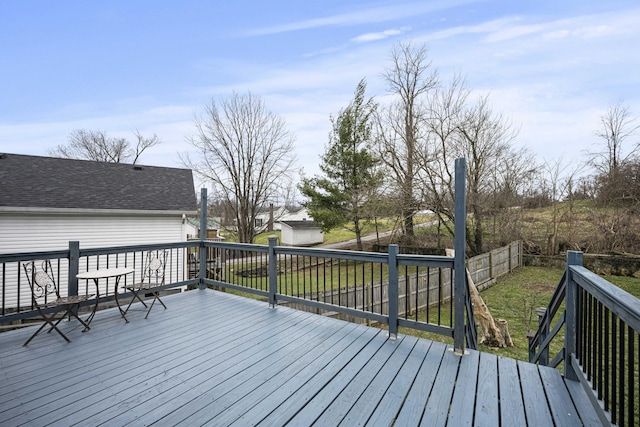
left=280, top=220, right=321, bottom=229
left=0, top=153, right=197, bottom=212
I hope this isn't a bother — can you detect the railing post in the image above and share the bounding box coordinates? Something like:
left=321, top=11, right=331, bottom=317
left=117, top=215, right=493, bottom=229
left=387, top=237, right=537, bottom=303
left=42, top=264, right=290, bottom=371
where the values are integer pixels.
left=565, top=250, right=583, bottom=381
left=388, top=244, right=399, bottom=339
left=536, top=307, right=549, bottom=365
left=199, top=188, right=208, bottom=290
left=68, top=241, right=80, bottom=297
left=454, top=157, right=467, bottom=354
left=268, top=236, right=278, bottom=308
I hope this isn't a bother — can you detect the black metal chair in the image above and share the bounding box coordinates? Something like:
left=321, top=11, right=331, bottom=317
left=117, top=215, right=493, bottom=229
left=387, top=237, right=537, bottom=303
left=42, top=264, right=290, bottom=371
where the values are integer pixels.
left=23, top=260, right=93, bottom=346
left=123, top=250, right=168, bottom=319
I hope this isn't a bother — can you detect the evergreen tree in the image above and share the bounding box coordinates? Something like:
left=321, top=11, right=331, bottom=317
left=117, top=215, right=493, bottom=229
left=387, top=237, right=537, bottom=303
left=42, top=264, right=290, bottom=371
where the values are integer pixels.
left=300, top=79, right=382, bottom=250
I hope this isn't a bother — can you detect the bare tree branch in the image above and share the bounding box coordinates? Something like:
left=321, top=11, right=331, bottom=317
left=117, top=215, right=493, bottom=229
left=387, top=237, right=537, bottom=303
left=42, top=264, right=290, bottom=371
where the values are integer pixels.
left=183, top=91, right=297, bottom=243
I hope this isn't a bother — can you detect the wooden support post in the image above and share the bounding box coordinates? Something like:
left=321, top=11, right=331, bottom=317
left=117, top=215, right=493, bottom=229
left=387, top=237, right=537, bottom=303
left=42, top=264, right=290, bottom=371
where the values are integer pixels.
left=268, top=236, right=278, bottom=308
left=199, top=188, right=207, bottom=290
left=565, top=250, right=583, bottom=381
left=454, top=157, right=467, bottom=354
left=388, top=244, right=399, bottom=339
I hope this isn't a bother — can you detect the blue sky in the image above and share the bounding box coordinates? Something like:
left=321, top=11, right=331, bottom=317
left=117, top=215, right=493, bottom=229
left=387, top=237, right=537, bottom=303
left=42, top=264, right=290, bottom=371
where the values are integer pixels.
left=1, top=1, right=639, bottom=180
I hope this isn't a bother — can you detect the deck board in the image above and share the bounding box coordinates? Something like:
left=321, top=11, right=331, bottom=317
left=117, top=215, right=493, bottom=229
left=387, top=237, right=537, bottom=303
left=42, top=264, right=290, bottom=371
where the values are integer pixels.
left=447, top=349, right=480, bottom=427
left=0, top=288, right=603, bottom=426
left=518, top=359, right=555, bottom=426
left=498, top=356, right=528, bottom=426
left=474, top=352, right=500, bottom=426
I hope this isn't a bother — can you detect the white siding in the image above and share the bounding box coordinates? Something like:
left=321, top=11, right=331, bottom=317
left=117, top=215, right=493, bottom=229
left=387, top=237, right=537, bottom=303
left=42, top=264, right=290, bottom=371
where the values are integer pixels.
left=0, top=213, right=186, bottom=253
left=281, top=226, right=323, bottom=246
left=1, top=212, right=189, bottom=309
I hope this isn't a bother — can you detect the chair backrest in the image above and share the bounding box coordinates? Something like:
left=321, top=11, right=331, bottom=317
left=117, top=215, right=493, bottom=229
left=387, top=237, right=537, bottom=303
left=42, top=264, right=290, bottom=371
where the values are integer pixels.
left=23, top=260, right=59, bottom=305
left=142, top=250, right=168, bottom=285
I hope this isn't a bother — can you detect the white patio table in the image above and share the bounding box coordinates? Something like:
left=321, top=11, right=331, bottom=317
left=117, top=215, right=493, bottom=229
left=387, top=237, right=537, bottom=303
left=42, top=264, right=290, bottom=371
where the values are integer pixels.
left=77, top=267, right=135, bottom=324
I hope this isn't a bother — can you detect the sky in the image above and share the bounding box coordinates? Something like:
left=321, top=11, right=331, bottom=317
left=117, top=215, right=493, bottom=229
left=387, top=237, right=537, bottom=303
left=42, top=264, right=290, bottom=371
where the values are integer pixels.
left=1, top=0, right=639, bottom=184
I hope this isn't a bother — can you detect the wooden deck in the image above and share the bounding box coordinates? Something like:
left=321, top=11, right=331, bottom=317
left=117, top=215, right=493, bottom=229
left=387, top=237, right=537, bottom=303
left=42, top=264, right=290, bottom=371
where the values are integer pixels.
left=0, top=289, right=601, bottom=426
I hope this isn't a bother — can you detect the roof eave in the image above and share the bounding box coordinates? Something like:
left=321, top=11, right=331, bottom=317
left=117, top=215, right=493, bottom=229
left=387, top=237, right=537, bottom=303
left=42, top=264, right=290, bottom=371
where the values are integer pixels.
left=0, top=206, right=198, bottom=216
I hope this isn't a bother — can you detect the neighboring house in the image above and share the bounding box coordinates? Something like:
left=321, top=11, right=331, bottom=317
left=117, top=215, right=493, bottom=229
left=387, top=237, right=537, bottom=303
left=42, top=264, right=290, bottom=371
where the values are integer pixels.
left=280, top=220, right=323, bottom=246
left=255, top=206, right=313, bottom=232
left=0, top=153, right=198, bottom=253
left=185, top=217, right=224, bottom=241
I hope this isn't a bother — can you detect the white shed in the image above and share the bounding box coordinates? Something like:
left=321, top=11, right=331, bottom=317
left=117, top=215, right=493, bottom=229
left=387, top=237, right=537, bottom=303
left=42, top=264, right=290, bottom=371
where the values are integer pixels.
left=280, top=220, right=323, bottom=246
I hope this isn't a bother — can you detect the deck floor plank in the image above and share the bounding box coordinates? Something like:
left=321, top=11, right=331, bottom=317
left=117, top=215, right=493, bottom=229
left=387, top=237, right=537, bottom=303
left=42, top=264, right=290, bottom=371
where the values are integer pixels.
left=0, top=289, right=603, bottom=427
left=252, top=327, right=381, bottom=426
left=447, top=349, right=480, bottom=427
left=169, top=316, right=356, bottom=426
left=115, top=311, right=337, bottom=426
left=538, top=365, right=582, bottom=426
left=0, top=303, right=281, bottom=420
left=420, top=346, right=461, bottom=427
left=497, top=356, right=528, bottom=427
left=336, top=335, right=420, bottom=426
left=474, top=352, right=500, bottom=426
left=393, top=340, right=448, bottom=426
left=564, top=377, right=604, bottom=426
left=211, top=322, right=365, bottom=426
left=365, top=338, right=434, bottom=427
left=283, top=332, right=392, bottom=425
left=518, top=360, right=555, bottom=426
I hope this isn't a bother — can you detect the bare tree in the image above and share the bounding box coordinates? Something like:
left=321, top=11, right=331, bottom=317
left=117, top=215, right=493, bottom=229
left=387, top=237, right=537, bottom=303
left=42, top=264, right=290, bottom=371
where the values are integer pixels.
left=589, top=102, right=640, bottom=207
left=48, top=129, right=160, bottom=164
left=591, top=101, right=640, bottom=175
left=420, top=80, right=526, bottom=255
left=183, top=91, right=297, bottom=244
left=377, top=41, right=438, bottom=239
left=538, top=158, right=584, bottom=255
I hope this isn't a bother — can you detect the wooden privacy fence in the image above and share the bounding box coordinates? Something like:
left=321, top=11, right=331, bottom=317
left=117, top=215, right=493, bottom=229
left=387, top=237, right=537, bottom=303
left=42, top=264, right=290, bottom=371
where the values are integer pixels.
left=288, top=240, right=522, bottom=321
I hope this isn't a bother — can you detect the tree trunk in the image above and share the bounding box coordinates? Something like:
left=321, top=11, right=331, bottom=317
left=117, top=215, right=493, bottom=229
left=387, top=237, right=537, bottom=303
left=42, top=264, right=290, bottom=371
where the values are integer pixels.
left=446, top=249, right=513, bottom=348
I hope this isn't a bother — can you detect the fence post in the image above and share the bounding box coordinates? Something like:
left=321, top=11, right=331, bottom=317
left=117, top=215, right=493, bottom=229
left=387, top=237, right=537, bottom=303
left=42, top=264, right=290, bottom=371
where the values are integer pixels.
left=68, top=241, right=80, bottom=297
left=268, top=236, right=278, bottom=307
left=199, top=188, right=208, bottom=290
left=565, top=250, right=583, bottom=381
left=454, top=157, right=467, bottom=354
left=388, top=244, right=399, bottom=339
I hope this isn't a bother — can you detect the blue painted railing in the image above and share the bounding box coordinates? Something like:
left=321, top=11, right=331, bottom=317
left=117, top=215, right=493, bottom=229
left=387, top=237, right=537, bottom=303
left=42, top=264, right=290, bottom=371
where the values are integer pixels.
left=1, top=159, right=476, bottom=352
left=529, top=251, right=640, bottom=426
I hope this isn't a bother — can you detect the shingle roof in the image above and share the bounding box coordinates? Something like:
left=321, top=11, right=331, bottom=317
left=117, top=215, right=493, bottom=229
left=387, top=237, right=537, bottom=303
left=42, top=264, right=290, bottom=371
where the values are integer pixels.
left=280, top=220, right=321, bottom=229
left=0, top=153, right=197, bottom=212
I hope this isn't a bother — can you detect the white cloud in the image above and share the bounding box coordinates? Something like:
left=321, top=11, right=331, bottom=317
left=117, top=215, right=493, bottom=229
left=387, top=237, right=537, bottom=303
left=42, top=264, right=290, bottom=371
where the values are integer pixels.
left=242, top=0, right=480, bottom=36
left=351, top=27, right=411, bottom=43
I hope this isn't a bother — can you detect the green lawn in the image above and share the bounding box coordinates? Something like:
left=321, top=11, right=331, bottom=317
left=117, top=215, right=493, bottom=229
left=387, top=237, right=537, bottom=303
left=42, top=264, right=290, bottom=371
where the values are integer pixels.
left=403, top=265, right=640, bottom=361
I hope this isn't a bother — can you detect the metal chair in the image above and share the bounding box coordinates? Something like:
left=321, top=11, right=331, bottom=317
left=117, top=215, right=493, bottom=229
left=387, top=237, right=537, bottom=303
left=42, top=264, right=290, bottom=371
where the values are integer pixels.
left=123, top=250, right=168, bottom=319
left=23, top=260, right=93, bottom=346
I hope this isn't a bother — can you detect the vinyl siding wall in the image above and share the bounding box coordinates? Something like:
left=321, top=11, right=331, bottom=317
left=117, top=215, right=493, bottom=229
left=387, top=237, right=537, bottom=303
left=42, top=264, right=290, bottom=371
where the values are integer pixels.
left=1, top=212, right=189, bottom=309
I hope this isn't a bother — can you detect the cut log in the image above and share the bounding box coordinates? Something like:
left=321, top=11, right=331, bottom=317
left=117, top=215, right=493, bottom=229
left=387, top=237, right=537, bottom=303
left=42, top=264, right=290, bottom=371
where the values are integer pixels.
left=496, top=318, right=514, bottom=347
left=446, top=249, right=514, bottom=348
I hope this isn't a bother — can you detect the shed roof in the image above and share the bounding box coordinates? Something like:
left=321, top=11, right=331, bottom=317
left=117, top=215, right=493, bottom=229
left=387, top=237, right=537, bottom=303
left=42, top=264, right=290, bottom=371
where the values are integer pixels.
left=0, top=153, right=197, bottom=212
left=280, top=220, right=321, bottom=230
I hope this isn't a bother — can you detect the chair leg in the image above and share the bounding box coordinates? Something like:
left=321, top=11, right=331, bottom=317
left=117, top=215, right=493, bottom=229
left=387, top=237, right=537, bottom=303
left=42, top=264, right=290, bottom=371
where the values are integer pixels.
left=123, top=288, right=148, bottom=315
left=144, top=292, right=167, bottom=319
left=24, top=315, right=71, bottom=346
left=64, top=305, right=91, bottom=332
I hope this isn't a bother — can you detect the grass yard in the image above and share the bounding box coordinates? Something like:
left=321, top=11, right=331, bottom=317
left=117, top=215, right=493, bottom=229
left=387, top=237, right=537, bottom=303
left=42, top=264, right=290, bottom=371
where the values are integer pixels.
left=403, top=265, right=640, bottom=361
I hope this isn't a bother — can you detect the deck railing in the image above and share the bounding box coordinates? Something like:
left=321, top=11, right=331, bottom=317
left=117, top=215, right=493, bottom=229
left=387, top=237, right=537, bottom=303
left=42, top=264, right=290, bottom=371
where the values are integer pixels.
left=0, top=238, right=476, bottom=350
left=1, top=160, right=476, bottom=351
left=529, top=251, right=640, bottom=426
left=0, top=242, right=198, bottom=324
